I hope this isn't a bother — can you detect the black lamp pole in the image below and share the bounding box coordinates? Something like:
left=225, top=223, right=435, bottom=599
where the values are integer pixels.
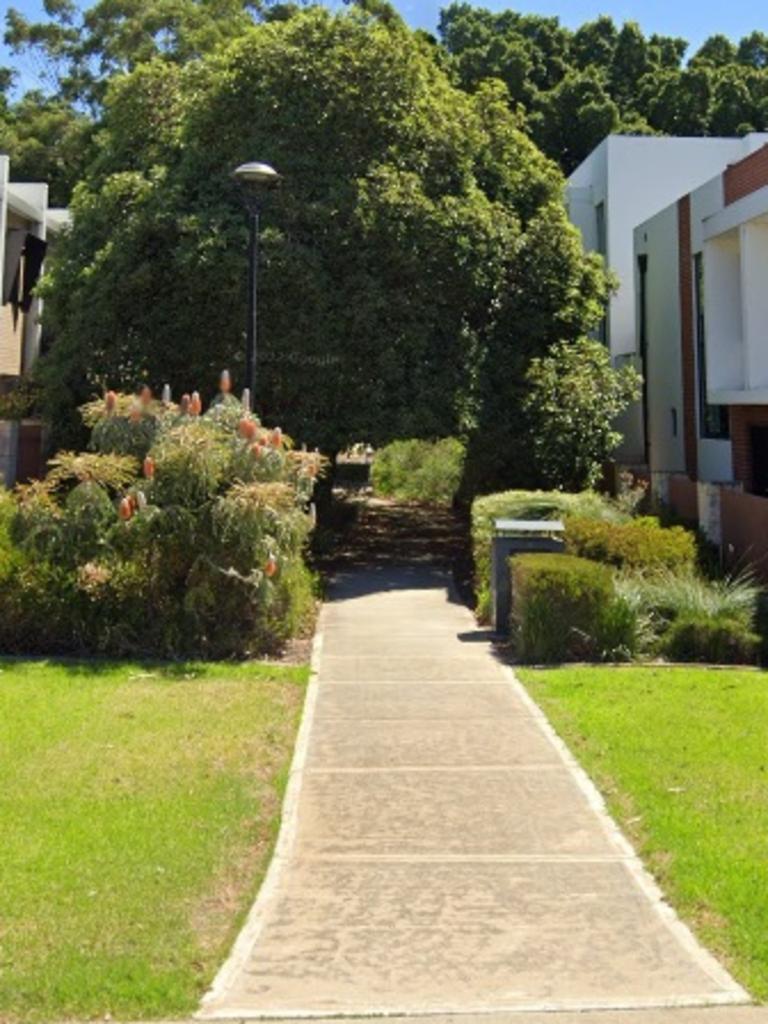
left=246, top=202, right=260, bottom=400
left=233, top=162, right=281, bottom=404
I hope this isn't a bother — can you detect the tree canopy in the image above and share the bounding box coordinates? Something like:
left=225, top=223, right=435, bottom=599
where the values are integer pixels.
left=9, top=0, right=766, bottom=488
left=36, top=4, right=608, bottom=483
left=438, top=3, right=768, bottom=172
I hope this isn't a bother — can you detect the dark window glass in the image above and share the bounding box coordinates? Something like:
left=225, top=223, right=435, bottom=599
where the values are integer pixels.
left=638, top=254, right=650, bottom=460
left=595, top=203, right=608, bottom=346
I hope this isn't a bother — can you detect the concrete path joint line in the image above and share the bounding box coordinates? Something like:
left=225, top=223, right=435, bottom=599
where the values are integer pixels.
left=199, top=566, right=750, bottom=1020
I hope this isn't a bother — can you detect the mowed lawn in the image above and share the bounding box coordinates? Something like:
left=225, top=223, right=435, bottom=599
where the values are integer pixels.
left=0, top=658, right=308, bottom=1023
left=519, top=665, right=768, bottom=1001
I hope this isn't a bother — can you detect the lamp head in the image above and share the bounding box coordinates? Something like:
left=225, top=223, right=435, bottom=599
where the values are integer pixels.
left=233, top=162, right=281, bottom=188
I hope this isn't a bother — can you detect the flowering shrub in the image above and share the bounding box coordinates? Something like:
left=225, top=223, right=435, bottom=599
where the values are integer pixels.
left=0, top=384, right=324, bottom=657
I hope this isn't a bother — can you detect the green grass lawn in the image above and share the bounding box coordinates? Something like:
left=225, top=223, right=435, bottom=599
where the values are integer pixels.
left=518, top=665, right=768, bottom=1001
left=0, top=657, right=308, bottom=1023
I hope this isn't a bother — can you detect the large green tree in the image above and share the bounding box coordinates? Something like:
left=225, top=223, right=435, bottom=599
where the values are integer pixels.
left=0, top=83, right=93, bottom=205
left=38, top=5, right=608, bottom=486
left=437, top=3, right=768, bottom=174
left=4, top=0, right=299, bottom=106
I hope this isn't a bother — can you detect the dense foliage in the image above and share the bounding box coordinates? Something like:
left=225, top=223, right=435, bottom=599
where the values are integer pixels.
left=565, top=515, right=697, bottom=570
left=438, top=4, right=768, bottom=173
left=9, top=2, right=607, bottom=492
left=615, top=569, right=761, bottom=664
left=509, top=552, right=635, bottom=662
left=371, top=438, right=465, bottom=505
left=0, top=387, right=321, bottom=656
left=523, top=338, right=641, bottom=491
left=661, top=614, right=760, bottom=664
left=471, top=488, right=622, bottom=621
left=8, top=0, right=767, bottom=490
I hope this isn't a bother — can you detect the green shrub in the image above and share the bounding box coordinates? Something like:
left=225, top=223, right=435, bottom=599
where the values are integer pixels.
left=371, top=438, right=465, bottom=505
left=510, top=552, right=636, bottom=663
left=0, top=390, right=323, bottom=658
left=756, top=591, right=768, bottom=667
left=565, top=516, right=697, bottom=570
left=472, top=489, right=622, bottom=622
left=662, top=614, right=760, bottom=665
left=0, top=490, right=25, bottom=584
left=616, top=570, right=759, bottom=632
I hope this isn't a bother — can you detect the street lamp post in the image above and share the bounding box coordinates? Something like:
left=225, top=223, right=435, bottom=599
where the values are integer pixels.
left=233, top=161, right=281, bottom=402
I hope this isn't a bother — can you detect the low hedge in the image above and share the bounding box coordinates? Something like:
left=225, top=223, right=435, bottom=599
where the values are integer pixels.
left=371, top=438, right=465, bottom=505
left=565, top=515, right=696, bottom=570
left=472, top=489, right=622, bottom=621
left=510, top=552, right=635, bottom=663
left=662, top=614, right=760, bottom=665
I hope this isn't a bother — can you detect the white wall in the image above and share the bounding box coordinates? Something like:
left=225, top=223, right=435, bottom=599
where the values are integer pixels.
left=689, top=176, right=733, bottom=482
left=569, top=133, right=768, bottom=466
left=740, top=219, right=768, bottom=389
left=602, top=135, right=768, bottom=360
left=634, top=205, right=685, bottom=474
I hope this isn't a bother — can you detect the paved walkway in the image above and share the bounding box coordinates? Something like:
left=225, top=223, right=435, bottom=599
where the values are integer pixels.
left=201, top=566, right=750, bottom=1019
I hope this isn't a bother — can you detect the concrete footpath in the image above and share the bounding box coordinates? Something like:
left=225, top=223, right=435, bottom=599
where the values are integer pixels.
left=200, top=566, right=752, bottom=1020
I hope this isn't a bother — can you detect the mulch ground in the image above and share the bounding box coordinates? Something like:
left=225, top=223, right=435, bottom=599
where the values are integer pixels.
left=313, top=476, right=474, bottom=605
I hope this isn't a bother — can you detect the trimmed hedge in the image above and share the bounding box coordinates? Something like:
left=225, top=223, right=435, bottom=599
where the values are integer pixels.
left=371, top=438, right=465, bottom=505
left=472, top=489, right=622, bottom=621
left=662, top=614, right=760, bottom=665
left=565, top=515, right=696, bottom=570
left=510, top=552, right=635, bottom=663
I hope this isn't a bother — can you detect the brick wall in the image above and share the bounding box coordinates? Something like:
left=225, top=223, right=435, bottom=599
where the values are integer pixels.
left=730, top=405, right=768, bottom=490
left=668, top=473, right=699, bottom=524
left=677, top=196, right=698, bottom=478
left=721, top=487, right=768, bottom=580
left=724, top=144, right=768, bottom=205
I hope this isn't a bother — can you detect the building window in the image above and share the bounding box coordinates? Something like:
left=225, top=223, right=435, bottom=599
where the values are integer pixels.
left=693, top=253, right=729, bottom=439
left=637, top=254, right=650, bottom=461
left=595, top=202, right=608, bottom=346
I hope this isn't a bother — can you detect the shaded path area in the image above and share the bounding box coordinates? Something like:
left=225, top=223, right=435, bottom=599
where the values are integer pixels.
left=201, top=553, right=749, bottom=1018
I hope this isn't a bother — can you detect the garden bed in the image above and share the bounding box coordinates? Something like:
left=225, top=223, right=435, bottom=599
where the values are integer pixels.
left=0, top=657, right=307, bottom=1023
left=519, top=665, right=768, bottom=999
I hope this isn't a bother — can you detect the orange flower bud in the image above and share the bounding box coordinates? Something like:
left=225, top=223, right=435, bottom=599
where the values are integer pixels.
left=105, top=390, right=117, bottom=414
left=264, top=554, right=278, bottom=578
left=271, top=427, right=282, bottom=448
left=180, top=393, right=191, bottom=414
left=251, top=442, right=263, bottom=459
left=190, top=391, right=202, bottom=416
left=220, top=370, right=232, bottom=394
left=143, top=456, right=155, bottom=479
left=239, top=418, right=258, bottom=440
left=139, top=385, right=152, bottom=405
left=118, top=497, right=133, bottom=521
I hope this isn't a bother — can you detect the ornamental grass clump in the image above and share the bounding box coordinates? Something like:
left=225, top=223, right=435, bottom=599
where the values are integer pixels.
left=0, top=382, right=325, bottom=658
left=614, top=569, right=761, bottom=663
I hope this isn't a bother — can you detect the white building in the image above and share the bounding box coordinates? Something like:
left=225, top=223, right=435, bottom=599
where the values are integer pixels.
left=0, top=155, right=69, bottom=484
left=634, top=142, right=768, bottom=574
left=567, top=134, right=768, bottom=463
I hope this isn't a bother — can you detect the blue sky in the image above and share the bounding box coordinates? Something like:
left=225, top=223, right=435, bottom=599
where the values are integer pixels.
left=3, top=0, right=767, bottom=93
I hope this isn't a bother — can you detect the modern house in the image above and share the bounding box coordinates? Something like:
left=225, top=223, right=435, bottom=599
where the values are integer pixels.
left=567, top=134, right=768, bottom=463
left=0, top=155, right=69, bottom=485
left=634, top=142, right=768, bottom=574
